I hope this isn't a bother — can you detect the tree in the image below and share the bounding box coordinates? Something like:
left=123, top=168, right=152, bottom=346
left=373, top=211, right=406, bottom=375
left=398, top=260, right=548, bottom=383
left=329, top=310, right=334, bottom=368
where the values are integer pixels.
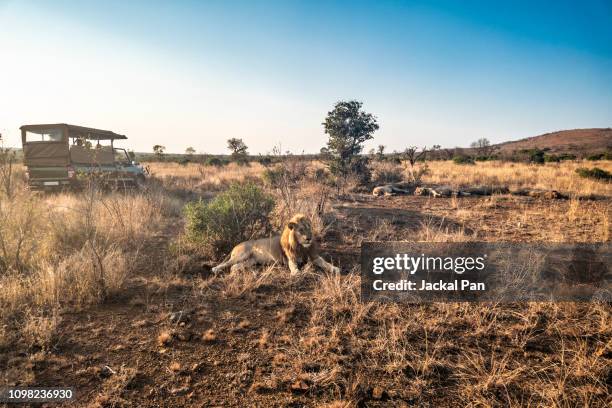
left=376, top=144, right=386, bottom=161
left=470, top=138, right=493, bottom=158
left=185, top=146, right=196, bottom=156
left=402, top=146, right=427, bottom=167
left=402, top=146, right=428, bottom=181
left=153, top=145, right=166, bottom=161
left=322, top=100, right=379, bottom=187
left=227, top=138, right=248, bottom=164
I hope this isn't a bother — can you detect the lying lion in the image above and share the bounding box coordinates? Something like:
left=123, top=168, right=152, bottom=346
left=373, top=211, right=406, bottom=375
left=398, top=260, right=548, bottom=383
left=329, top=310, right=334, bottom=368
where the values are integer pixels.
left=372, top=183, right=417, bottom=196
left=211, top=214, right=340, bottom=275
left=414, top=186, right=456, bottom=197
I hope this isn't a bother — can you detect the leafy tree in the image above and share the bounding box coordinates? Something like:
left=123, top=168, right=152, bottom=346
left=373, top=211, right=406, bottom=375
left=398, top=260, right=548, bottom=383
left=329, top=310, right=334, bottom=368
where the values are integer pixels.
left=322, top=100, right=379, bottom=186
left=153, top=145, right=166, bottom=161
left=227, top=138, right=248, bottom=164
left=185, top=146, right=196, bottom=156
left=227, top=138, right=248, bottom=156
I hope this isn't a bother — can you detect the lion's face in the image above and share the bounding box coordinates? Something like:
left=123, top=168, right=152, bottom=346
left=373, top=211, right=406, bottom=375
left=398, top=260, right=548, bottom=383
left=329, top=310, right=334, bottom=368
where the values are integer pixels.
left=288, top=217, right=313, bottom=248
left=414, top=187, right=426, bottom=196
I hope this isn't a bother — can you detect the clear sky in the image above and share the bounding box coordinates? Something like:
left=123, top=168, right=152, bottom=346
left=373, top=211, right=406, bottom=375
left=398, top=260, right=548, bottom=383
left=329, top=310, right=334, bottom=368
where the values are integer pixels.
left=1, top=0, right=611, bottom=154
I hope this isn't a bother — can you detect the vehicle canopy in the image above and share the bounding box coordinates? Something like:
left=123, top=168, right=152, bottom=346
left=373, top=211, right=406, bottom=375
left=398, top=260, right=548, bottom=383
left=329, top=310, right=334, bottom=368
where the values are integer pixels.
left=21, top=124, right=128, bottom=166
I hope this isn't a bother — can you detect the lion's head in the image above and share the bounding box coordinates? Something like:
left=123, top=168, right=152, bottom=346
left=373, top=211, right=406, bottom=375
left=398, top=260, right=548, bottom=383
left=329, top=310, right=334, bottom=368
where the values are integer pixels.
left=286, top=213, right=313, bottom=248
left=414, top=186, right=428, bottom=196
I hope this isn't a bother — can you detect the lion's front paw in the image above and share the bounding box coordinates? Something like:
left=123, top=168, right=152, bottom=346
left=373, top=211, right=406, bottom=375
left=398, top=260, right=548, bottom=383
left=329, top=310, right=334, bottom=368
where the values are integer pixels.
left=332, top=266, right=340, bottom=274
left=211, top=266, right=220, bottom=273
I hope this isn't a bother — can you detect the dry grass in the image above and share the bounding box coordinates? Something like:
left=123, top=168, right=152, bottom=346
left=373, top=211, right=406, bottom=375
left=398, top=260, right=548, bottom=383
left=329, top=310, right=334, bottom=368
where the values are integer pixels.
left=423, top=160, right=612, bottom=196
left=1, top=158, right=610, bottom=406
left=147, top=161, right=265, bottom=192
left=0, top=176, right=181, bottom=350
left=370, top=159, right=612, bottom=197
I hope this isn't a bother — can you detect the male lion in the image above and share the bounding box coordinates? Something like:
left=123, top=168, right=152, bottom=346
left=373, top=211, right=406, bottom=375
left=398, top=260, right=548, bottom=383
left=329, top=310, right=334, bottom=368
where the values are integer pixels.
left=211, top=214, right=340, bottom=275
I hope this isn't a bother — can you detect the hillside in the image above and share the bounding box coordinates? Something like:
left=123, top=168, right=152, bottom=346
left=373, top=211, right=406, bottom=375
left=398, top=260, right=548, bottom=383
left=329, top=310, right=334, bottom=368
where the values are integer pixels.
left=494, top=128, right=612, bottom=155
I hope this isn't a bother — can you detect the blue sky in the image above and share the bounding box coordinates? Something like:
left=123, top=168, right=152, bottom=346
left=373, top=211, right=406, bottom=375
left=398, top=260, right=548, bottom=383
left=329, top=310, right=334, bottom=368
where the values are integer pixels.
left=1, top=0, right=610, bottom=153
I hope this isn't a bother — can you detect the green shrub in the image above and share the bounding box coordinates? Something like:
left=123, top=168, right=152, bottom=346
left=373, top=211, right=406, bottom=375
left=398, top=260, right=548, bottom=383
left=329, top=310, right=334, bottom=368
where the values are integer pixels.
left=261, top=166, right=286, bottom=187
left=575, top=167, right=612, bottom=181
left=257, top=156, right=273, bottom=166
left=527, top=148, right=545, bottom=164
left=453, top=155, right=475, bottom=165
left=586, top=152, right=611, bottom=161
left=558, top=153, right=577, bottom=161
left=544, top=154, right=560, bottom=163
left=474, top=155, right=495, bottom=162
left=184, top=182, right=275, bottom=258
left=205, top=157, right=227, bottom=167
left=587, top=153, right=603, bottom=161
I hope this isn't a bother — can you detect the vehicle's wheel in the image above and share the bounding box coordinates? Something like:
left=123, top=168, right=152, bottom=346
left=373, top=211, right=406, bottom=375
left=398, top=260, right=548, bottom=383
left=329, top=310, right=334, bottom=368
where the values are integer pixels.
left=135, top=174, right=146, bottom=189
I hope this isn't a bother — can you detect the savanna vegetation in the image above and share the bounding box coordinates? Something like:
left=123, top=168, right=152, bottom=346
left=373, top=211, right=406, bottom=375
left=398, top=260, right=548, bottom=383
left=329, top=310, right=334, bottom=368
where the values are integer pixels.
left=1, top=105, right=611, bottom=405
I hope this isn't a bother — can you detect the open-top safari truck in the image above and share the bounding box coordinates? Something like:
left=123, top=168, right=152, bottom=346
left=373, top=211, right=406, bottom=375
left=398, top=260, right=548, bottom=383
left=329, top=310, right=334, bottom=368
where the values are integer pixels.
left=21, top=123, right=146, bottom=190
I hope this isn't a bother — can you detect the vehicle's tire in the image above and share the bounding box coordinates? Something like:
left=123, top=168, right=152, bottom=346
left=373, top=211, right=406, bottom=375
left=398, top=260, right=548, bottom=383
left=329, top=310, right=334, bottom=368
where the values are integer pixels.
left=135, top=174, right=146, bottom=189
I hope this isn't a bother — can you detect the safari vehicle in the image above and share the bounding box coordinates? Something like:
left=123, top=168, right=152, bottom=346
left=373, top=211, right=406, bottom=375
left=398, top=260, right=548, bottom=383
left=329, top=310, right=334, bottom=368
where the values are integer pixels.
left=21, top=123, right=146, bottom=190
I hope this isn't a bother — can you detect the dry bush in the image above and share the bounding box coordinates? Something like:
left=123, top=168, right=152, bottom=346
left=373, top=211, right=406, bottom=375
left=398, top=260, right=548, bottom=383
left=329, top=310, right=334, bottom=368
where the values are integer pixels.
left=270, top=180, right=333, bottom=237
left=370, top=161, right=403, bottom=184
left=0, top=175, right=176, bottom=349
left=415, top=217, right=474, bottom=242
left=21, top=310, right=61, bottom=351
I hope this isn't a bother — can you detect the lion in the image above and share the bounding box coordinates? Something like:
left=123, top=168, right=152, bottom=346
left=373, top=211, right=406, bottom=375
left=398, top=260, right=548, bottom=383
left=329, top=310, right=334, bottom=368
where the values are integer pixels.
left=211, top=214, right=340, bottom=275
left=372, top=183, right=413, bottom=197
left=414, top=186, right=455, bottom=197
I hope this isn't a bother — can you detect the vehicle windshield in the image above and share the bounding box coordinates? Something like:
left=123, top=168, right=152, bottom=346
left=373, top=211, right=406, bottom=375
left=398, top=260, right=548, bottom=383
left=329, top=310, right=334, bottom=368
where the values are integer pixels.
left=113, top=148, right=131, bottom=165
left=25, top=128, right=63, bottom=142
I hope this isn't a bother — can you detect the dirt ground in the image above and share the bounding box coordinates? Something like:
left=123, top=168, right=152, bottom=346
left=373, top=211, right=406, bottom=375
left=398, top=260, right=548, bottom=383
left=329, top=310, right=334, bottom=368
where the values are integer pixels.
left=3, top=191, right=610, bottom=407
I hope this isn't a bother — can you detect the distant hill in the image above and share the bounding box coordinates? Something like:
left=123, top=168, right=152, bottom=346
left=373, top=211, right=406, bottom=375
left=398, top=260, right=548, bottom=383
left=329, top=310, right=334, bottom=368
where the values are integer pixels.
left=493, top=128, right=612, bottom=155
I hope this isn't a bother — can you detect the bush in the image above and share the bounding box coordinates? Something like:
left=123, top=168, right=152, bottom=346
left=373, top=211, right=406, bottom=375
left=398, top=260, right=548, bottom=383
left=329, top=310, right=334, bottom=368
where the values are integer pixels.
left=527, top=148, right=545, bottom=164
left=257, top=156, right=273, bottom=166
left=184, top=182, right=275, bottom=258
left=544, top=154, right=560, bottom=163
left=474, top=155, right=493, bottom=161
left=453, top=155, right=475, bottom=165
left=262, top=160, right=308, bottom=189
left=587, top=153, right=603, bottom=161
left=205, top=157, right=227, bottom=167
left=575, top=167, right=612, bottom=181
left=586, top=152, right=611, bottom=161
left=558, top=153, right=577, bottom=161
left=371, top=161, right=403, bottom=184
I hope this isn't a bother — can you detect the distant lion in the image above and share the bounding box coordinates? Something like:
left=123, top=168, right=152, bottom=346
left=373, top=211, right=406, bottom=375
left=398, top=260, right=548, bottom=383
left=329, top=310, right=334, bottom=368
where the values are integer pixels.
left=211, top=214, right=340, bottom=275
left=511, top=189, right=568, bottom=200
left=414, top=186, right=455, bottom=197
left=372, top=183, right=416, bottom=196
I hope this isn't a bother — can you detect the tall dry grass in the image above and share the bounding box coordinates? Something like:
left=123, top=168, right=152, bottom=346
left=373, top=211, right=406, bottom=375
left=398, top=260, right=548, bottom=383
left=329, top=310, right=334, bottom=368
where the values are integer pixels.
left=0, top=177, right=181, bottom=350
left=147, top=161, right=265, bottom=192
